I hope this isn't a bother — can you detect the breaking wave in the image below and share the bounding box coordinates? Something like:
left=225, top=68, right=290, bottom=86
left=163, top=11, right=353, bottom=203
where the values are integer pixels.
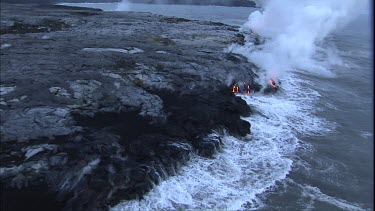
left=112, top=69, right=332, bottom=210
left=299, top=184, right=369, bottom=211
left=107, top=0, right=358, bottom=210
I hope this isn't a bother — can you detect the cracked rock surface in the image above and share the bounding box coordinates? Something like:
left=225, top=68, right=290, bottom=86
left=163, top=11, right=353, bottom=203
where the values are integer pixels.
left=0, top=3, right=258, bottom=211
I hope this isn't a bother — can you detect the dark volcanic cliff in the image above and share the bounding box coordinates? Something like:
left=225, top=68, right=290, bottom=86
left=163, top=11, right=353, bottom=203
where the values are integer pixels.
left=0, top=3, right=259, bottom=210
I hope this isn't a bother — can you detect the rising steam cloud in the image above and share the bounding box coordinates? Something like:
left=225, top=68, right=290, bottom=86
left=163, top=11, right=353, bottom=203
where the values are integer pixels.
left=116, top=0, right=130, bottom=11
left=228, top=0, right=367, bottom=84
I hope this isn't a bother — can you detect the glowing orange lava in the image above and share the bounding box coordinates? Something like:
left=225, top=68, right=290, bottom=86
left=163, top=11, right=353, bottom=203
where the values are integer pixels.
left=232, top=84, right=239, bottom=93
left=269, top=79, right=277, bottom=88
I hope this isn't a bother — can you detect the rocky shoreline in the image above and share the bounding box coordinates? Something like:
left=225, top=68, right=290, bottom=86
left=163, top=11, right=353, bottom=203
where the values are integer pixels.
left=2, top=0, right=258, bottom=8
left=0, top=3, right=259, bottom=210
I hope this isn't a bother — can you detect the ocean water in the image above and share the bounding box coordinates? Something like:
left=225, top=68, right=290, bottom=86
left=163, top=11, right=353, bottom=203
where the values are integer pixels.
left=60, top=2, right=373, bottom=210
left=58, top=2, right=255, bottom=26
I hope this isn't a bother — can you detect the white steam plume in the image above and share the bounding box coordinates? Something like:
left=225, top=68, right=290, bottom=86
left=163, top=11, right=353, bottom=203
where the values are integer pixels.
left=228, top=0, right=367, bottom=84
left=116, top=0, right=130, bottom=11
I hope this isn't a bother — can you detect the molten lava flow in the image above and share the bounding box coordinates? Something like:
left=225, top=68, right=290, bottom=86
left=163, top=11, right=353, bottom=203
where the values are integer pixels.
left=232, top=83, right=239, bottom=93
left=269, top=79, right=277, bottom=89
left=231, top=82, right=251, bottom=94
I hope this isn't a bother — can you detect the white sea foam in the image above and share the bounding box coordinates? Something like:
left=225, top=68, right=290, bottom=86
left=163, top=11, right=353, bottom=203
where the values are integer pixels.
left=243, top=75, right=333, bottom=137
left=112, top=70, right=332, bottom=210
left=1, top=43, right=11, bottom=49
left=359, top=131, right=373, bottom=139
left=82, top=47, right=144, bottom=54
left=112, top=135, right=292, bottom=210
left=101, top=0, right=348, bottom=209
left=0, top=86, right=16, bottom=95
left=299, top=184, right=370, bottom=211
left=268, top=178, right=372, bottom=211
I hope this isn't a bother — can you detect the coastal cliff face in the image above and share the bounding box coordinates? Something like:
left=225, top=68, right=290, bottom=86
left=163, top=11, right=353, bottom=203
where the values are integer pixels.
left=0, top=3, right=258, bottom=210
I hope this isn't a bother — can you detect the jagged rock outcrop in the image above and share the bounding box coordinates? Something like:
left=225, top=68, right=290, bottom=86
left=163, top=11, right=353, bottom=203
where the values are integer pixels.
left=0, top=3, right=258, bottom=210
